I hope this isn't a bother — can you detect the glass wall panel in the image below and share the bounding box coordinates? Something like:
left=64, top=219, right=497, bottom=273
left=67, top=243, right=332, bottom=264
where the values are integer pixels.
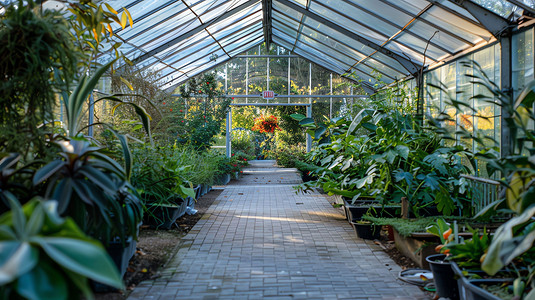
left=512, top=28, right=534, bottom=99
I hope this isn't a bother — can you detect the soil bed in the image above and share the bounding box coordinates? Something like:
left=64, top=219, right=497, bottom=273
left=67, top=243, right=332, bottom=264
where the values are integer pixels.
left=95, top=188, right=222, bottom=299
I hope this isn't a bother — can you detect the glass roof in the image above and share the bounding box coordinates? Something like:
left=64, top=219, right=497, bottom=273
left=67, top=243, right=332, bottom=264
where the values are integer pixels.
left=98, top=0, right=531, bottom=92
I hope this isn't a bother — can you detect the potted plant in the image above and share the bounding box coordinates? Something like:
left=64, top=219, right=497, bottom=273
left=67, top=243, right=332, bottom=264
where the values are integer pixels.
left=425, top=218, right=460, bottom=300
left=0, top=197, right=123, bottom=299
left=350, top=207, right=382, bottom=240
left=131, top=144, right=195, bottom=229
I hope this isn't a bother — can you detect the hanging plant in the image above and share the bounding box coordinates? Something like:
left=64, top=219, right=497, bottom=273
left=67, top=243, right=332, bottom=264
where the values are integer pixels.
left=251, top=115, right=281, bottom=134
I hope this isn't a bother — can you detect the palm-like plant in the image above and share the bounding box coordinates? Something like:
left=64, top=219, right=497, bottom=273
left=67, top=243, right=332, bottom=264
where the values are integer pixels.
left=33, top=139, right=142, bottom=245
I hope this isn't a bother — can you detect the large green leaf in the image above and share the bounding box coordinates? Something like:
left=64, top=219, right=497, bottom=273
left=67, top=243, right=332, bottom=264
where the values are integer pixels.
left=482, top=205, right=535, bottom=275
left=314, top=126, right=327, bottom=140
left=33, top=160, right=64, bottom=185
left=66, top=60, right=116, bottom=136
left=290, top=114, right=306, bottom=121
left=0, top=242, right=38, bottom=285
left=299, top=118, right=315, bottom=127
left=35, top=237, right=123, bottom=289
left=16, top=261, right=68, bottom=300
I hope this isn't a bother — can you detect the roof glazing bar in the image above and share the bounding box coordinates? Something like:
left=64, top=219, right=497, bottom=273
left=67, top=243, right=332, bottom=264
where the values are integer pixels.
left=154, top=27, right=263, bottom=82
left=181, top=0, right=231, bottom=59
left=281, top=1, right=421, bottom=75
left=377, top=0, right=475, bottom=46
left=338, top=0, right=454, bottom=55
left=274, top=8, right=405, bottom=76
left=132, top=0, right=258, bottom=65
left=262, top=0, right=273, bottom=49
left=309, top=1, right=438, bottom=62
left=137, top=16, right=262, bottom=76
left=274, top=19, right=400, bottom=80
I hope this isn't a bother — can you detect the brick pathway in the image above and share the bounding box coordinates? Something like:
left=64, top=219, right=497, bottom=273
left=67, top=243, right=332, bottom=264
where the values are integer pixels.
left=128, top=161, right=428, bottom=300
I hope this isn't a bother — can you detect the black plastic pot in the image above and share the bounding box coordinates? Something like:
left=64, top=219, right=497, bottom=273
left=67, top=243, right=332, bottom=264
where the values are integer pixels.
left=143, top=200, right=187, bottom=230
left=451, top=261, right=514, bottom=300
left=91, top=236, right=136, bottom=292
left=426, top=254, right=459, bottom=300
left=351, top=222, right=381, bottom=240
left=341, top=197, right=400, bottom=222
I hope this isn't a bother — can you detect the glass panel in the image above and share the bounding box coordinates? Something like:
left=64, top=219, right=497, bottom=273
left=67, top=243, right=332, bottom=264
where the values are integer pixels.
left=227, top=58, right=247, bottom=94
left=512, top=28, right=534, bottom=98
left=228, top=37, right=263, bottom=56
left=310, top=63, right=331, bottom=95
left=393, top=33, right=448, bottom=60
left=269, top=57, right=289, bottom=95
left=273, top=0, right=303, bottom=21
left=289, top=57, right=309, bottom=95
left=120, top=5, right=196, bottom=41
left=298, top=34, right=356, bottom=66
left=473, top=46, right=498, bottom=160
left=206, top=3, right=262, bottom=33
left=295, top=41, right=351, bottom=71
left=308, top=1, right=389, bottom=45
left=385, top=41, right=430, bottom=64
left=470, top=0, right=517, bottom=18
left=457, top=58, right=474, bottom=151
left=248, top=52, right=267, bottom=94
left=272, top=21, right=299, bottom=40
left=435, top=0, right=480, bottom=22
left=217, top=22, right=263, bottom=48
left=401, top=21, right=467, bottom=53
left=272, top=10, right=301, bottom=30
left=224, top=32, right=264, bottom=54
left=422, top=6, right=492, bottom=42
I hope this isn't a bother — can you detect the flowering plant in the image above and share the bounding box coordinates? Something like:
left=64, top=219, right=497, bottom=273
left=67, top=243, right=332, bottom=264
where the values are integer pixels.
left=251, top=115, right=281, bottom=133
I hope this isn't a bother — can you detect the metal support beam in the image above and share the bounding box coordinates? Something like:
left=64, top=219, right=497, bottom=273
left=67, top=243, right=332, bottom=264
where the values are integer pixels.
left=133, top=0, right=257, bottom=64
left=306, top=104, right=312, bottom=152
left=262, top=0, right=272, bottom=50
left=224, top=94, right=369, bottom=98
left=226, top=110, right=232, bottom=158
left=230, top=103, right=311, bottom=106
left=500, top=33, right=513, bottom=157
left=282, top=0, right=421, bottom=75
left=444, top=0, right=510, bottom=38
left=88, top=92, right=95, bottom=137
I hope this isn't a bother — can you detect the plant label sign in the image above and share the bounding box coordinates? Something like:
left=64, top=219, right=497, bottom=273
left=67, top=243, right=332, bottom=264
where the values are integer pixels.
left=262, top=91, right=275, bottom=100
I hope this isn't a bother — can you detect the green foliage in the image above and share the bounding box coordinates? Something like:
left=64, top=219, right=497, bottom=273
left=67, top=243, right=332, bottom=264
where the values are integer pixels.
left=177, top=74, right=231, bottom=150
left=362, top=216, right=463, bottom=237
left=0, top=1, right=78, bottom=158
left=294, top=95, right=472, bottom=216
left=0, top=198, right=123, bottom=300
left=445, top=226, right=490, bottom=269
left=231, top=129, right=256, bottom=157
left=33, top=139, right=143, bottom=245
left=130, top=144, right=195, bottom=208
left=273, top=145, right=306, bottom=168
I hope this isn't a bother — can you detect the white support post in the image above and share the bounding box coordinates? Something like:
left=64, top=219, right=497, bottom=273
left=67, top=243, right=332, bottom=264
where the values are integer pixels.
left=88, top=92, right=94, bottom=137
left=287, top=57, right=291, bottom=103
left=330, top=73, right=333, bottom=119
left=306, top=104, right=312, bottom=152
left=246, top=57, right=249, bottom=104
left=226, top=109, right=232, bottom=158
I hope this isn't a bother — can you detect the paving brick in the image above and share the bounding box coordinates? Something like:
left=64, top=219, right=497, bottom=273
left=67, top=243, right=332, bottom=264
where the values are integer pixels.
left=128, top=161, right=428, bottom=300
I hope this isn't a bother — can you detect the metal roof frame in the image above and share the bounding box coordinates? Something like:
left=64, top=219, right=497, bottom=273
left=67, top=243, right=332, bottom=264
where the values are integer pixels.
left=105, top=0, right=532, bottom=92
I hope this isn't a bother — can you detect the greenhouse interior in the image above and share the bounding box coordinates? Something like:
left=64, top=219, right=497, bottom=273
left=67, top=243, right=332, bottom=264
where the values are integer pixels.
left=2, top=0, right=535, bottom=299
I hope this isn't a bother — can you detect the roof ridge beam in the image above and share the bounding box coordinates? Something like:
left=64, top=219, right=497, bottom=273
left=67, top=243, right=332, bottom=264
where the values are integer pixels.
left=262, top=0, right=272, bottom=50
left=132, top=0, right=259, bottom=65
left=281, top=1, right=421, bottom=76
left=439, top=0, right=510, bottom=37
